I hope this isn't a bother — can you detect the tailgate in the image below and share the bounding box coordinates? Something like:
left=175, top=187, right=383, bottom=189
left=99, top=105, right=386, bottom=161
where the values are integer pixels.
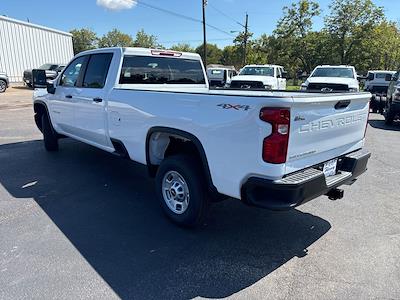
left=286, top=93, right=370, bottom=174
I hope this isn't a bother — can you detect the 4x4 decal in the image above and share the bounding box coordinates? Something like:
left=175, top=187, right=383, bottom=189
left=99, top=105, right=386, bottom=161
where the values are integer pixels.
left=217, top=104, right=251, bottom=111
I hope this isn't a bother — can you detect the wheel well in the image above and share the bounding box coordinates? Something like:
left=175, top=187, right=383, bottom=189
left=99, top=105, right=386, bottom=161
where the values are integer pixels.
left=33, top=102, right=47, bottom=132
left=146, top=128, right=217, bottom=195
left=147, top=132, right=201, bottom=173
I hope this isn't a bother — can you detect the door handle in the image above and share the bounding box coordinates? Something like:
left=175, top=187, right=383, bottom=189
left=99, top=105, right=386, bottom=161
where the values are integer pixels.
left=65, top=95, right=73, bottom=99
left=335, top=100, right=351, bottom=109
left=93, top=97, right=103, bottom=103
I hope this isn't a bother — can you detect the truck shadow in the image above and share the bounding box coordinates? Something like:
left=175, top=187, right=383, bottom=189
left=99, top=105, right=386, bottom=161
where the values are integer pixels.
left=368, top=119, right=400, bottom=131
left=0, top=139, right=331, bottom=299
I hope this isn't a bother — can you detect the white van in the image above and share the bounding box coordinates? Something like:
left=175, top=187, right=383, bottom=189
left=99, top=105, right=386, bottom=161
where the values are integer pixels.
left=207, top=66, right=237, bottom=87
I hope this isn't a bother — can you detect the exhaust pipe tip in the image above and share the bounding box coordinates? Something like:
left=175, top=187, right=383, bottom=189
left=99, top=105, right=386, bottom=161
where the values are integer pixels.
left=326, top=188, right=344, bottom=201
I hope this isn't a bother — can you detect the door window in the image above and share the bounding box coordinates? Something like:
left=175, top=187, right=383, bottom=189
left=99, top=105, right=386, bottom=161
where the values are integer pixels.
left=393, top=72, right=399, bottom=82
left=83, top=53, right=113, bottom=88
left=60, top=56, right=86, bottom=87
left=277, top=67, right=282, bottom=78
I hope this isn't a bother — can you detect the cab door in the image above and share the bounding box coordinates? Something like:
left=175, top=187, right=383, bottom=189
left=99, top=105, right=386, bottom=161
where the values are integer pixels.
left=277, top=67, right=287, bottom=90
left=73, top=53, right=114, bottom=147
left=50, top=55, right=88, bottom=135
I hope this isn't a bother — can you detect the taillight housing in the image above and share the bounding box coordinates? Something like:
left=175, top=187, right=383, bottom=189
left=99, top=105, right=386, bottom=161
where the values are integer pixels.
left=260, top=108, right=290, bottom=164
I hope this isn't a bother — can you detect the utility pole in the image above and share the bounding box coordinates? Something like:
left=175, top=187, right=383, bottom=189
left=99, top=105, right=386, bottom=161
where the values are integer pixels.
left=243, top=12, right=248, bottom=66
left=202, top=0, right=207, bottom=67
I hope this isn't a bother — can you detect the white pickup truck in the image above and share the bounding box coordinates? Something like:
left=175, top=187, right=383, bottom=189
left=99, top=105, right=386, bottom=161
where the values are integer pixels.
left=229, top=64, right=287, bottom=90
left=33, top=47, right=371, bottom=227
left=301, top=65, right=360, bottom=92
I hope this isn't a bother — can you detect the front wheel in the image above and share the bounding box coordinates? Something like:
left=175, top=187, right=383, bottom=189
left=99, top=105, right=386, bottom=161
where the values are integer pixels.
left=0, top=80, right=6, bottom=93
left=155, top=155, right=209, bottom=227
left=42, top=114, right=59, bottom=151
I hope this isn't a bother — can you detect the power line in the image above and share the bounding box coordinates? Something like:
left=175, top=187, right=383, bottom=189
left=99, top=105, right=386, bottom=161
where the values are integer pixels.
left=135, top=0, right=235, bottom=37
left=208, top=3, right=245, bottom=28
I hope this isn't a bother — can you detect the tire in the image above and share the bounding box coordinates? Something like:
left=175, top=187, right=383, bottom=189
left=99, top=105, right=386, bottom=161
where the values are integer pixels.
left=155, top=155, right=209, bottom=227
left=0, top=79, right=6, bottom=93
left=370, top=95, right=377, bottom=113
left=41, top=113, right=59, bottom=151
left=384, top=101, right=395, bottom=125
left=379, top=97, right=385, bottom=114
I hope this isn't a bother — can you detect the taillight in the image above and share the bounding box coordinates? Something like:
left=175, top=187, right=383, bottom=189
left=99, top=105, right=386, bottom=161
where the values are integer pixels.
left=260, top=108, right=290, bottom=164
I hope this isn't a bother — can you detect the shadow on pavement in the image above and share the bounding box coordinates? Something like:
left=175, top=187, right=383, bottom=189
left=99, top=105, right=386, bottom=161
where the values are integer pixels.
left=369, top=119, right=400, bottom=131
left=0, top=139, right=331, bottom=299
left=11, top=85, right=32, bottom=90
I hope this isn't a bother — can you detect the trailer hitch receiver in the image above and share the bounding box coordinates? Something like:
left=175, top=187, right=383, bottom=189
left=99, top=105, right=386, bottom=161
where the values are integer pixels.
left=326, top=188, right=344, bottom=201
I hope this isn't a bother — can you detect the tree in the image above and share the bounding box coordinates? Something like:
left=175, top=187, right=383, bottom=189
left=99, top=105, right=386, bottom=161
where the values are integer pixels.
left=133, top=29, right=161, bottom=48
left=220, top=45, right=242, bottom=68
left=70, top=28, right=98, bottom=54
left=195, top=43, right=223, bottom=65
left=273, top=0, right=320, bottom=73
left=170, top=43, right=195, bottom=52
left=99, top=29, right=134, bottom=47
left=233, top=30, right=254, bottom=65
left=324, top=0, right=385, bottom=65
left=372, top=22, right=400, bottom=70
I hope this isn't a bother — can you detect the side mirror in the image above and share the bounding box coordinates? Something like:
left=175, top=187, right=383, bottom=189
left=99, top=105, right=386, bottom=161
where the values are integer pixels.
left=47, top=82, right=56, bottom=94
left=32, top=69, right=47, bottom=88
left=282, top=71, right=288, bottom=79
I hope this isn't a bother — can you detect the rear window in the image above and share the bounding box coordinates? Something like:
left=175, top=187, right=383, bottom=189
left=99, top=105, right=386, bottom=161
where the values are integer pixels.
left=119, top=56, right=206, bottom=84
left=375, top=73, right=387, bottom=79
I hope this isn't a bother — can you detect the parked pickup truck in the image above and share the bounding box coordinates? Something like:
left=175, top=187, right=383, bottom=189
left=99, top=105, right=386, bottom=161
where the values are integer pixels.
left=384, top=70, right=400, bottom=125
left=33, top=47, right=371, bottom=227
left=24, top=63, right=65, bottom=88
left=301, top=65, right=360, bottom=92
left=228, top=64, right=287, bottom=90
left=365, top=70, right=396, bottom=113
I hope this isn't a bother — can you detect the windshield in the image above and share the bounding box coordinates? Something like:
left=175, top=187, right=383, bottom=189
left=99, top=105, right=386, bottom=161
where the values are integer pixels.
left=38, top=64, right=58, bottom=71
left=312, top=67, right=354, bottom=79
left=240, top=67, right=274, bottom=77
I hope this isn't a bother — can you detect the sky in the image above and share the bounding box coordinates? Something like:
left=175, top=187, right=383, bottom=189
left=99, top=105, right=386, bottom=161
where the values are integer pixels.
left=1, top=0, right=400, bottom=48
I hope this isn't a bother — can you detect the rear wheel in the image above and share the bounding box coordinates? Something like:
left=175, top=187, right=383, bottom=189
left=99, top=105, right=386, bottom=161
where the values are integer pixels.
left=42, top=114, right=59, bottom=151
left=155, top=155, right=209, bottom=227
left=0, top=80, right=6, bottom=93
left=379, top=96, right=386, bottom=114
left=371, top=95, right=378, bottom=113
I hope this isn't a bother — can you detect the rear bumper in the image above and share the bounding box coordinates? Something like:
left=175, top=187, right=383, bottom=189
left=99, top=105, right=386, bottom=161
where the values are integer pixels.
left=241, top=149, right=371, bottom=210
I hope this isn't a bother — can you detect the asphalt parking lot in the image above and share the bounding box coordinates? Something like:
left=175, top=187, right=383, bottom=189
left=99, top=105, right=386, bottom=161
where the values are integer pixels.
left=0, top=87, right=399, bottom=300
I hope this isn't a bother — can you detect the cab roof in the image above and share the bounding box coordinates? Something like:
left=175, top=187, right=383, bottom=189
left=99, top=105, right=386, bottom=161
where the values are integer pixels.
left=77, top=47, right=202, bottom=61
left=368, top=70, right=396, bottom=74
left=243, top=64, right=284, bottom=68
